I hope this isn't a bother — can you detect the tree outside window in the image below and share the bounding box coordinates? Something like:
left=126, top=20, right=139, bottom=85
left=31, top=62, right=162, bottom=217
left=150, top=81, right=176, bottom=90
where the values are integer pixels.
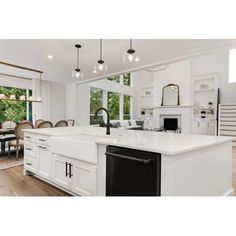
left=90, top=87, right=103, bottom=125
left=123, top=73, right=131, bottom=86
left=123, top=95, right=131, bottom=120
left=107, top=75, right=120, bottom=83
left=107, top=92, right=120, bottom=120
left=0, top=86, right=32, bottom=123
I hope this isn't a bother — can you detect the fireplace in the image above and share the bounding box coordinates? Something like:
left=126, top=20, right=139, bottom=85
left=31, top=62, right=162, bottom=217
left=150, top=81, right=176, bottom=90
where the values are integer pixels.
left=160, top=114, right=182, bottom=132
left=164, top=118, right=178, bottom=131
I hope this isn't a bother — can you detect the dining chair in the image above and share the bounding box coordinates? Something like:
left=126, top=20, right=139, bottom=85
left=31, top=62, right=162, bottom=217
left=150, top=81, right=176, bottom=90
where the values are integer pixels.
left=2, top=120, right=16, bottom=129
left=8, top=121, right=34, bottom=159
left=67, top=119, right=75, bottom=126
left=37, top=121, right=53, bottom=128
left=54, top=120, right=68, bottom=127
left=35, top=119, right=45, bottom=128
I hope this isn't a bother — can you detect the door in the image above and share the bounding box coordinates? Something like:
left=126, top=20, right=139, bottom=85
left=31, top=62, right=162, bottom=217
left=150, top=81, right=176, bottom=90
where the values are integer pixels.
left=70, top=160, right=97, bottom=196
left=51, top=154, right=71, bottom=190
left=37, top=145, right=51, bottom=180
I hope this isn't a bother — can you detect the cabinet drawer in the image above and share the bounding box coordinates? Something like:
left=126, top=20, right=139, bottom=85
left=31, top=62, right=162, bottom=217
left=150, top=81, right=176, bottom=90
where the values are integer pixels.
left=24, top=133, right=35, bottom=143
left=37, top=135, right=50, bottom=146
left=24, top=142, right=35, bottom=157
left=25, top=155, right=36, bottom=173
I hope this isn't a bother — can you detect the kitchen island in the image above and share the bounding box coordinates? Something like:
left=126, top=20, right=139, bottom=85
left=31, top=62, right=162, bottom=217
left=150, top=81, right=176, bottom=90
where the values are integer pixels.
left=23, top=126, right=233, bottom=196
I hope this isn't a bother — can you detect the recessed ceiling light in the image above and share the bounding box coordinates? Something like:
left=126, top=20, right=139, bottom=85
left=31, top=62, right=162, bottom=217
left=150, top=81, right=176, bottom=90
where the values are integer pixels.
left=47, top=55, right=54, bottom=59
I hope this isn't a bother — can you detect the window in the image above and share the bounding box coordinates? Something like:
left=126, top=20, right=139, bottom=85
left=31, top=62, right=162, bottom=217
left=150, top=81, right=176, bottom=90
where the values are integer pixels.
left=229, top=49, right=236, bottom=83
left=107, top=73, right=132, bottom=86
left=123, top=95, right=131, bottom=120
left=107, top=92, right=120, bottom=120
left=0, top=86, right=32, bottom=123
left=123, top=73, right=131, bottom=86
left=90, top=87, right=103, bottom=125
left=107, top=75, right=120, bottom=83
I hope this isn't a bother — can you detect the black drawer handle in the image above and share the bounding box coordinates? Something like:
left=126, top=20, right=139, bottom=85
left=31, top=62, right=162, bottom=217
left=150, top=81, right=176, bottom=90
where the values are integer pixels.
left=37, top=145, right=47, bottom=149
left=69, top=163, right=73, bottom=178
left=25, top=136, right=31, bottom=138
left=26, top=162, right=32, bottom=166
left=65, top=162, right=68, bottom=177
left=26, top=148, right=32, bottom=151
left=105, top=152, right=152, bottom=164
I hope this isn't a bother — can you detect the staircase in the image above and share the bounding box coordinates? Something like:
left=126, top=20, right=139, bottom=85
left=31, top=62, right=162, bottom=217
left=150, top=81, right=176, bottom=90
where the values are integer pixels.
left=219, top=104, right=236, bottom=146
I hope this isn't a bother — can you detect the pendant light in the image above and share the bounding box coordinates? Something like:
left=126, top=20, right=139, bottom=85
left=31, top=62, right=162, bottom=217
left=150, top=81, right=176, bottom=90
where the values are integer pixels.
left=72, top=44, right=84, bottom=79
left=93, top=39, right=108, bottom=74
left=123, top=39, right=140, bottom=64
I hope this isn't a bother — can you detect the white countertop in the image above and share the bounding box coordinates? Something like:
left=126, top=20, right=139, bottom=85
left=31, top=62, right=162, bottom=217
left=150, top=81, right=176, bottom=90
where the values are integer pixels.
left=24, top=126, right=232, bottom=155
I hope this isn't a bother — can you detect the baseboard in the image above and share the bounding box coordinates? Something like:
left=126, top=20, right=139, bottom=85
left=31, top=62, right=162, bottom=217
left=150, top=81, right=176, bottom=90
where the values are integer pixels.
left=223, top=188, right=234, bottom=196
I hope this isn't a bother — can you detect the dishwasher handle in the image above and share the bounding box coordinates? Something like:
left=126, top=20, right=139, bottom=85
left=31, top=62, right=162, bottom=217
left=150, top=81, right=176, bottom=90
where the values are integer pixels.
left=105, top=152, right=152, bottom=164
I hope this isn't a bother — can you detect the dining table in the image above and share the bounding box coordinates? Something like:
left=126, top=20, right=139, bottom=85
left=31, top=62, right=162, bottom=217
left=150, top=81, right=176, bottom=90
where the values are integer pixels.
left=0, top=128, right=16, bottom=156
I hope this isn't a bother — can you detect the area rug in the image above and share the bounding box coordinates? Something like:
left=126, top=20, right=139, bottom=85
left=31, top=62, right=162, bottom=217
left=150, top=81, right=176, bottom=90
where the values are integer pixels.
left=0, top=155, right=23, bottom=170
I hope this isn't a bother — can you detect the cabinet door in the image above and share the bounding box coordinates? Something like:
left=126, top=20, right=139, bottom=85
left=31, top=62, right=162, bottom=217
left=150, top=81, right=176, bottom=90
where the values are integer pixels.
left=207, top=120, right=216, bottom=135
left=51, top=154, right=71, bottom=190
left=71, top=160, right=97, bottom=196
left=37, top=145, right=51, bottom=181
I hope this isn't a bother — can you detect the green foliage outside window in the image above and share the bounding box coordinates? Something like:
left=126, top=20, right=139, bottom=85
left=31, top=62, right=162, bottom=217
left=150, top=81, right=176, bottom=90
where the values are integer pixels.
left=0, top=86, right=32, bottom=123
left=123, top=95, right=131, bottom=120
left=123, top=73, right=131, bottom=86
left=108, top=92, right=120, bottom=120
left=107, top=75, right=120, bottom=83
left=90, top=87, right=103, bottom=125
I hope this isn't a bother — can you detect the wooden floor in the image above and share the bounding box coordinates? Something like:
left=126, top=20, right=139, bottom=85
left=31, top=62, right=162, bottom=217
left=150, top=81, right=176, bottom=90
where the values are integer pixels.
left=0, top=165, right=70, bottom=196
left=0, top=148, right=235, bottom=196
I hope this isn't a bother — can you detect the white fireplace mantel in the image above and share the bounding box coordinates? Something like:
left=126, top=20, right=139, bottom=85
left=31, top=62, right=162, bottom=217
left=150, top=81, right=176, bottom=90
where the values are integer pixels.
left=153, top=106, right=192, bottom=133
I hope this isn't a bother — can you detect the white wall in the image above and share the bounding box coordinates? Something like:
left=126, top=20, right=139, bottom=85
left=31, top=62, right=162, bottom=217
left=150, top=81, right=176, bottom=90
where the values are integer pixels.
left=191, top=50, right=236, bottom=104
left=153, top=60, right=191, bottom=107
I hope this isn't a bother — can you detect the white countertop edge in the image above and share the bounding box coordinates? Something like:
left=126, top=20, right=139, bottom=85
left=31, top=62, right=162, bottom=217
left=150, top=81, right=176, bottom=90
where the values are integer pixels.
left=96, top=138, right=232, bottom=156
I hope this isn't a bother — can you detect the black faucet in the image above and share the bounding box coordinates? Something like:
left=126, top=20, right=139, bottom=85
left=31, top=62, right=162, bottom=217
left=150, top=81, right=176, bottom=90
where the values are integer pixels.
left=94, top=107, right=111, bottom=135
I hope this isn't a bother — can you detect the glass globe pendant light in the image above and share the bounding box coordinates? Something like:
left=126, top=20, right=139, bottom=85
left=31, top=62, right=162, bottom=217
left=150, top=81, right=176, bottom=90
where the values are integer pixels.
left=72, top=44, right=84, bottom=79
left=93, top=39, right=108, bottom=74
left=123, top=39, right=140, bottom=64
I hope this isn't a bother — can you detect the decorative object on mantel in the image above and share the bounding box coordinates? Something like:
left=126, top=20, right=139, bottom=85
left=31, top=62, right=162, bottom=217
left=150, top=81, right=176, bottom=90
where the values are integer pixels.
left=161, top=84, right=180, bottom=106
left=0, top=61, right=43, bottom=103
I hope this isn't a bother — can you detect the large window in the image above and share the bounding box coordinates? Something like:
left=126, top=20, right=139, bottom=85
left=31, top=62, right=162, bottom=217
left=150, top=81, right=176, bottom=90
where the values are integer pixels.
left=107, top=92, right=120, bottom=120
left=123, top=95, right=131, bottom=120
left=90, top=87, right=103, bottom=125
left=0, top=86, right=32, bottom=123
left=229, top=49, right=236, bottom=83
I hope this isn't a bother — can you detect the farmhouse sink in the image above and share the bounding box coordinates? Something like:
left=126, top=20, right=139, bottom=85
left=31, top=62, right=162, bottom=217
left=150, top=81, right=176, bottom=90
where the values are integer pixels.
left=51, top=134, right=115, bottom=164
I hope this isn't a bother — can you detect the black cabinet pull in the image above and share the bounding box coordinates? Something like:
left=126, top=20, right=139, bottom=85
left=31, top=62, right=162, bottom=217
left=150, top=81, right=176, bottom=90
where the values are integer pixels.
left=25, top=136, right=31, bottom=138
left=65, top=162, right=68, bottom=177
left=37, top=145, right=47, bottom=149
left=26, top=162, right=32, bottom=166
left=26, top=148, right=32, bottom=151
left=69, top=163, right=73, bottom=178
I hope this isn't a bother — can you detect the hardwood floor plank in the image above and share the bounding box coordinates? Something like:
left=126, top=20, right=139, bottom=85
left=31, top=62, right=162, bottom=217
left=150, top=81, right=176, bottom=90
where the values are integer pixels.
left=0, top=165, right=70, bottom=196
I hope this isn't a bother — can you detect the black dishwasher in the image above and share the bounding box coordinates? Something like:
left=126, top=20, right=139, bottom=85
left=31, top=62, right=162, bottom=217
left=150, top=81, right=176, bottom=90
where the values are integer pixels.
left=106, top=145, right=161, bottom=196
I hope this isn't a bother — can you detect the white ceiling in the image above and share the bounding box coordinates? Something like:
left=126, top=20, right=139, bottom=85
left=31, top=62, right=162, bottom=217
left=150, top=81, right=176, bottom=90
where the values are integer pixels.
left=0, top=39, right=235, bottom=84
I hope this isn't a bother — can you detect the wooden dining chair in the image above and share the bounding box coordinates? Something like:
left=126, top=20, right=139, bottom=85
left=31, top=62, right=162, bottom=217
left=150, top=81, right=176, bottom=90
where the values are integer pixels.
left=54, top=120, right=68, bottom=127
left=8, top=121, right=34, bottom=159
left=37, top=121, right=53, bottom=128
left=2, top=120, right=16, bottom=129
left=35, top=119, right=45, bottom=128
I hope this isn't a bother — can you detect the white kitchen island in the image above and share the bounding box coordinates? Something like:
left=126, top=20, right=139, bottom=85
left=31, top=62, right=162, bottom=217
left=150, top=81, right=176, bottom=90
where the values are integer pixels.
left=23, top=126, right=233, bottom=196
